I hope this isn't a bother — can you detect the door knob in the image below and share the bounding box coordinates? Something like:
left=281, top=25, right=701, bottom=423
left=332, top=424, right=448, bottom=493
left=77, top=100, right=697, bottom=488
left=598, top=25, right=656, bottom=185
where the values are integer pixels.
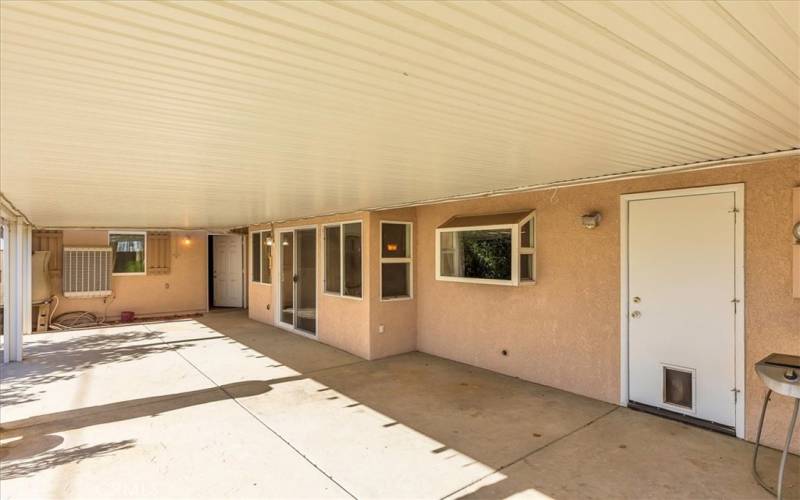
left=631, top=311, right=642, bottom=319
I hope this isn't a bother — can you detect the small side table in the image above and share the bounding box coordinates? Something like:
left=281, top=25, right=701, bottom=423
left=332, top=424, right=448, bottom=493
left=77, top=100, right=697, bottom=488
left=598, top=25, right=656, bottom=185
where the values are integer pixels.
left=753, top=353, right=800, bottom=500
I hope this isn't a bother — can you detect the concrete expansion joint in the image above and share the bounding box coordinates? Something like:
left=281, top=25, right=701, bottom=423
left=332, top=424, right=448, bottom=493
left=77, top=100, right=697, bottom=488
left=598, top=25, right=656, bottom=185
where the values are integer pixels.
left=144, top=325, right=359, bottom=500
left=439, top=406, right=620, bottom=500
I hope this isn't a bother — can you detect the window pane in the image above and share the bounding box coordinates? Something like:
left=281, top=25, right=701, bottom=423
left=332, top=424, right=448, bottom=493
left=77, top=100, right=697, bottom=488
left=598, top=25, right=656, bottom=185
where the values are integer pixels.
left=251, top=233, right=261, bottom=282
left=110, top=233, right=145, bottom=274
left=260, top=232, right=272, bottom=284
left=296, top=229, right=317, bottom=334
left=520, top=253, right=534, bottom=281
left=382, top=262, right=409, bottom=299
left=521, top=220, right=533, bottom=248
left=343, top=223, right=362, bottom=298
left=280, top=232, right=294, bottom=325
left=439, top=229, right=511, bottom=281
left=664, top=367, right=693, bottom=409
left=325, top=226, right=341, bottom=293
left=440, top=232, right=456, bottom=277
left=382, top=223, right=409, bottom=258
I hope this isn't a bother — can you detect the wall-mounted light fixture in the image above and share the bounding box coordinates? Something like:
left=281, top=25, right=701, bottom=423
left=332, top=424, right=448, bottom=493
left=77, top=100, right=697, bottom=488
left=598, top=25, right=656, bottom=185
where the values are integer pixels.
left=182, top=235, right=192, bottom=246
left=266, top=236, right=274, bottom=246
left=581, top=212, right=602, bottom=229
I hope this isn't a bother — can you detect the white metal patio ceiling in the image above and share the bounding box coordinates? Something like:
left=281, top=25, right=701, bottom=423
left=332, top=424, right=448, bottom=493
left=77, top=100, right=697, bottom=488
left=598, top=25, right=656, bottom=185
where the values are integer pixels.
left=1, top=0, right=798, bottom=229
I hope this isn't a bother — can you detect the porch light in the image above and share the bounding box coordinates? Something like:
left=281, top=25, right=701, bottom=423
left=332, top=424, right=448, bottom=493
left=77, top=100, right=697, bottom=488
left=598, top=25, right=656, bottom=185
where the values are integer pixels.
left=266, top=236, right=273, bottom=246
left=182, top=235, right=192, bottom=246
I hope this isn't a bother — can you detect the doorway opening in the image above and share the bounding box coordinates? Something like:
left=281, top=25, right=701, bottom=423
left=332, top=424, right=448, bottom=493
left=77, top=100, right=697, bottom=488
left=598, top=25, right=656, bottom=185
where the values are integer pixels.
left=208, top=234, right=244, bottom=309
left=620, top=184, right=745, bottom=438
left=276, top=226, right=317, bottom=336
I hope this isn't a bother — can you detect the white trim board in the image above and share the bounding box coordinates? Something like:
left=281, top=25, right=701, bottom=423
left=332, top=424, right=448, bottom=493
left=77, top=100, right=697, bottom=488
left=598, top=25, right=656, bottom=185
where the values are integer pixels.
left=619, top=183, right=745, bottom=439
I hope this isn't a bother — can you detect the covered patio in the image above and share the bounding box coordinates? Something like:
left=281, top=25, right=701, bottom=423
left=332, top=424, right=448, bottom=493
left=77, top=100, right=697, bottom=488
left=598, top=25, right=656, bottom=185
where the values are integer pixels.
left=1, top=2, right=799, bottom=498
left=1, top=310, right=795, bottom=499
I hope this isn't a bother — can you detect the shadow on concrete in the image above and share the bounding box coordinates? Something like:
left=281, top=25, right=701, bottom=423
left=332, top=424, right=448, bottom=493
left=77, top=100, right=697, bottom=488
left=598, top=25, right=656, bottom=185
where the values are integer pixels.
left=198, top=313, right=797, bottom=500
left=1, top=380, right=275, bottom=440
left=0, top=379, right=278, bottom=484
left=0, top=329, right=194, bottom=407
left=0, top=439, right=136, bottom=481
left=2, top=312, right=796, bottom=499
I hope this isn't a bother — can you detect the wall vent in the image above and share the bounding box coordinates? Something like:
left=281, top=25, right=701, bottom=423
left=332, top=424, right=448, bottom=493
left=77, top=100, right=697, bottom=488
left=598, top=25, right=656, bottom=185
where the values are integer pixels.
left=63, top=247, right=113, bottom=298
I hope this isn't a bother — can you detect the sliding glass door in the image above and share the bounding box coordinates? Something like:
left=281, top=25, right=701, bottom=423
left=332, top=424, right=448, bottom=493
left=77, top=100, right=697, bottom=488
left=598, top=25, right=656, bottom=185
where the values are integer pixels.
left=278, top=227, right=317, bottom=335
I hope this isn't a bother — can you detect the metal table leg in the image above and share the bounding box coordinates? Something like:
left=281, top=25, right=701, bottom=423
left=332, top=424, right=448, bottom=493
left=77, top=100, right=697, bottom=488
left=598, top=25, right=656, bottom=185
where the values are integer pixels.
left=753, top=390, right=773, bottom=495
left=753, top=389, right=800, bottom=500
left=777, top=398, right=799, bottom=500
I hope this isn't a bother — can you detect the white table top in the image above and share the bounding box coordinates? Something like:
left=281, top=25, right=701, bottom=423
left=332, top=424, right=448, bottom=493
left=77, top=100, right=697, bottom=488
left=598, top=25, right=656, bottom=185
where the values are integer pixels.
left=756, top=363, right=800, bottom=399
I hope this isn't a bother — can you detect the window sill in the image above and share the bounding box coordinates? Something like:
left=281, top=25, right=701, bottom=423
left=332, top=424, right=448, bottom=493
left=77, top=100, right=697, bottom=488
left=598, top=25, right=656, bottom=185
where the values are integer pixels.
left=436, top=276, right=515, bottom=286
left=112, top=272, right=146, bottom=277
left=323, top=292, right=363, bottom=301
left=380, top=295, right=413, bottom=302
left=435, top=276, right=537, bottom=287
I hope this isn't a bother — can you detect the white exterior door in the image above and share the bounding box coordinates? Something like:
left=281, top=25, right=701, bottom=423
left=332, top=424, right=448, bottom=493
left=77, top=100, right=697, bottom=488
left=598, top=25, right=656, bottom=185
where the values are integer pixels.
left=212, top=235, right=243, bottom=308
left=627, top=190, right=738, bottom=428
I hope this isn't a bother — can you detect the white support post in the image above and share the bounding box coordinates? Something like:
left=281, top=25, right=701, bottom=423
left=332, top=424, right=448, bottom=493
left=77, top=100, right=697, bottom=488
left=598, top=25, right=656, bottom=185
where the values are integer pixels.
left=2, top=217, right=31, bottom=363
left=1, top=220, right=8, bottom=360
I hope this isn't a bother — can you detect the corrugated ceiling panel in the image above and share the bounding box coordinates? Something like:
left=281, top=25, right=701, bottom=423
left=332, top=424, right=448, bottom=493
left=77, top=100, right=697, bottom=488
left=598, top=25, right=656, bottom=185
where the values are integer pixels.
left=0, top=0, right=797, bottom=228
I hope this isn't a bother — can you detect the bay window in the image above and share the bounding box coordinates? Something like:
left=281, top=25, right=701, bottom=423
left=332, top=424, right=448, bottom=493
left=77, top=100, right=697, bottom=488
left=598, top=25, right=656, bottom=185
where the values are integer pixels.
left=436, top=211, right=535, bottom=286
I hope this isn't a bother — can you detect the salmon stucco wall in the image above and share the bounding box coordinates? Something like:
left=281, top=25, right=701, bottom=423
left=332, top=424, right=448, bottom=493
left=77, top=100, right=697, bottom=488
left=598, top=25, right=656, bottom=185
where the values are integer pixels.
left=369, top=208, right=418, bottom=359
left=414, top=157, right=799, bottom=452
left=54, top=230, right=208, bottom=321
left=249, top=213, right=372, bottom=359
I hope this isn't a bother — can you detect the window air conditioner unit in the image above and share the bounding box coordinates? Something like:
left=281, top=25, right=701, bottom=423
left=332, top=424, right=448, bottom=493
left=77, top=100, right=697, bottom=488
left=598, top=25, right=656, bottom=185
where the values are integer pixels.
left=62, top=247, right=113, bottom=298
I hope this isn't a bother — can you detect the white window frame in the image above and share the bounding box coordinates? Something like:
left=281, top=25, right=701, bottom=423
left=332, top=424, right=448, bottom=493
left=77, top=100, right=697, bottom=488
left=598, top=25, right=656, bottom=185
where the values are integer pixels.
left=380, top=221, right=413, bottom=301
left=435, top=212, right=535, bottom=286
left=519, top=214, right=536, bottom=284
left=323, top=220, right=363, bottom=300
left=250, top=229, right=272, bottom=285
left=661, top=363, right=697, bottom=416
left=108, top=230, right=147, bottom=276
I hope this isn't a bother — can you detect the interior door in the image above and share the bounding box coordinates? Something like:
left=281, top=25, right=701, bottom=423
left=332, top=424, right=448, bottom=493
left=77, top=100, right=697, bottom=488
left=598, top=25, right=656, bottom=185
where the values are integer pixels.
left=212, top=235, right=243, bottom=308
left=628, top=192, right=737, bottom=427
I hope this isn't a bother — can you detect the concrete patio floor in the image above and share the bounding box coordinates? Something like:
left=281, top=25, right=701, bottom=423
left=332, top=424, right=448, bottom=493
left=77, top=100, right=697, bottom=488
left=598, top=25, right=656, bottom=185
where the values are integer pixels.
left=1, top=310, right=797, bottom=499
